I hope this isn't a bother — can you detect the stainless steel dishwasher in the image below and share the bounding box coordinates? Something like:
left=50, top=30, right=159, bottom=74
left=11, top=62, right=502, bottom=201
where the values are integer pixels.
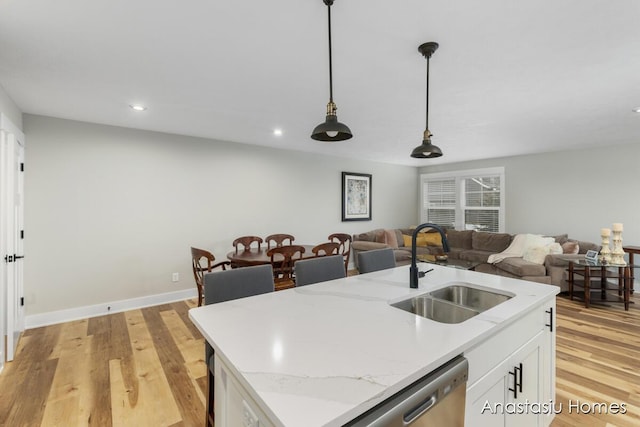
left=344, top=355, right=468, bottom=426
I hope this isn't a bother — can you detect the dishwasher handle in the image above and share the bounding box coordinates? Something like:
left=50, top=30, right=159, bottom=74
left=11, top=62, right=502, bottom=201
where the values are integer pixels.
left=403, top=395, right=436, bottom=425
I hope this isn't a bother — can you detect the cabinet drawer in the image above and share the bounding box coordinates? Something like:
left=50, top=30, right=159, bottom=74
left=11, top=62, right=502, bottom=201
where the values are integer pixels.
left=464, top=306, right=545, bottom=386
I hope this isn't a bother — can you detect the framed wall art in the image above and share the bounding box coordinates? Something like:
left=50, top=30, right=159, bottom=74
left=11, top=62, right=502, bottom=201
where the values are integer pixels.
left=342, top=172, right=372, bottom=221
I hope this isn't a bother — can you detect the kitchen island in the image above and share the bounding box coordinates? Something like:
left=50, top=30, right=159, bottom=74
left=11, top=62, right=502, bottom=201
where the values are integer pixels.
left=189, top=263, right=559, bottom=426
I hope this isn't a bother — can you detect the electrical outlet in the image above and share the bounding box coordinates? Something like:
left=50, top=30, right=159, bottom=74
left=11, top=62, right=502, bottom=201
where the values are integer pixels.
left=172, top=272, right=179, bottom=282
left=242, top=400, right=258, bottom=427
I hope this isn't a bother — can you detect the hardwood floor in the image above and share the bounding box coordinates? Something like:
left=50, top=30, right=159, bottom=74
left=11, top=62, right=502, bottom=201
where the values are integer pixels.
left=0, top=293, right=638, bottom=426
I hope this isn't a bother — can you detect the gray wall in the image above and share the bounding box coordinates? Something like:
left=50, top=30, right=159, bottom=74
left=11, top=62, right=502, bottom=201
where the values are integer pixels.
left=0, top=82, right=22, bottom=130
left=419, top=144, right=640, bottom=246
left=23, top=115, right=419, bottom=315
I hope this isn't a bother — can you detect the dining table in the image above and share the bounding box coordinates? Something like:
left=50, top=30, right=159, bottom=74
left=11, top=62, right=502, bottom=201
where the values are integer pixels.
left=226, top=244, right=317, bottom=268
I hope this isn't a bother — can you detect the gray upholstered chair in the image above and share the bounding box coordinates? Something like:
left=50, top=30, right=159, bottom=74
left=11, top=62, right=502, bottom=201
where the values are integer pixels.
left=357, top=247, right=396, bottom=274
left=294, top=254, right=346, bottom=287
left=203, top=264, right=274, bottom=426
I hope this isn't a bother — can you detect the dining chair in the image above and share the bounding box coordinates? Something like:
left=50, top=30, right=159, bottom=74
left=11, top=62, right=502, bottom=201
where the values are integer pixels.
left=265, top=233, right=295, bottom=250
left=233, top=236, right=263, bottom=253
left=311, top=242, right=340, bottom=256
left=357, top=247, right=396, bottom=274
left=329, top=232, right=352, bottom=274
left=294, top=255, right=346, bottom=286
left=203, top=264, right=275, bottom=427
left=267, top=245, right=306, bottom=290
left=191, top=247, right=231, bottom=307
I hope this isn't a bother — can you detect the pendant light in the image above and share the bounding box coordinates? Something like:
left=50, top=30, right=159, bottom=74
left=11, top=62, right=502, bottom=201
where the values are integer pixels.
left=311, top=0, right=353, bottom=142
left=411, top=42, right=443, bottom=158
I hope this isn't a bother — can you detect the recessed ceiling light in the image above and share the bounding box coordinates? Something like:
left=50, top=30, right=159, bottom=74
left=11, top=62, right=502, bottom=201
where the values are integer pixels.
left=129, top=104, right=147, bottom=111
left=273, top=128, right=283, bottom=136
left=633, top=107, right=640, bottom=113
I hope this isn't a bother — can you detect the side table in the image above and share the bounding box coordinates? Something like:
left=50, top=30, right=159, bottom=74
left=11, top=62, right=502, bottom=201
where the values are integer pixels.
left=622, top=245, right=639, bottom=294
left=567, top=259, right=633, bottom=311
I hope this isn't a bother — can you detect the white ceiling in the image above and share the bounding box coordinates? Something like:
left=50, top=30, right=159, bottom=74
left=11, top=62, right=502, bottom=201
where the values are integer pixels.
left=1, top=0, right=639, bottom=166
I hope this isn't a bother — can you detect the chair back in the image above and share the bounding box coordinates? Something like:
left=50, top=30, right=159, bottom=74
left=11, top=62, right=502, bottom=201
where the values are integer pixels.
left=191, top=246, right=230, bottom=306
left=329, top=233, right=352, bottom=273
left=312, top=242, right=340, bottom=257
left=265, top=233, right=295, bottom=250
left=294, top=255, right=346, bottom=287
left=233, top=236, right=263, bottom=253
left=204, top=264, right=274, bottom=305
left=357, top=248, right=396, bottom=274
left=267, top=245, right=306, bottom=290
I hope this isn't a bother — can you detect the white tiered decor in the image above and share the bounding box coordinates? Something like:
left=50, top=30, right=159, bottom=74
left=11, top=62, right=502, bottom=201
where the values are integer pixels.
left=600, top=228, right=612, bottom=264
left=610, top=223, right=627, bottom=266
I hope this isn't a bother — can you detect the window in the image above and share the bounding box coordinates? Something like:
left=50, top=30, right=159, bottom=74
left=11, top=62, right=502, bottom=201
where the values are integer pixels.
left=421, top=167, right=505, bottom=232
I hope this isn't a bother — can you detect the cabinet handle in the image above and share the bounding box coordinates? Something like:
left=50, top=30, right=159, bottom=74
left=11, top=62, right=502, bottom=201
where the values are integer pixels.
left=545, top=307, right=553, bottom=332
left=518, top=362, right=523, bottom=393
left=508, top=363, right=523, bottom=399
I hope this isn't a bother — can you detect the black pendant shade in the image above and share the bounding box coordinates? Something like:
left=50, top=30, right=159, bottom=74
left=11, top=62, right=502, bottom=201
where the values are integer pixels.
left=311, top=0, right=352, bottom=142
left=411, top=42, right=442, bottom=158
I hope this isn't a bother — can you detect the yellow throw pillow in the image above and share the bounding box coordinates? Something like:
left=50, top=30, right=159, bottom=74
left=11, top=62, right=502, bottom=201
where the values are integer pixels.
left=402, top=234, right=441, bottom=247
left=422, top=232, right=442, bottom=247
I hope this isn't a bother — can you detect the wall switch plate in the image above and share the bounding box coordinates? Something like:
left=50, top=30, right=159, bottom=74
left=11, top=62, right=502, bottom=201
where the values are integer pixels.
left=172, top=272, right=179, bottom=282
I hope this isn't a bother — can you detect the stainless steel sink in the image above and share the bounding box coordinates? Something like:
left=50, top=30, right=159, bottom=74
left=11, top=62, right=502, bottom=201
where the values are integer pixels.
left=429, top=284, right=512, bottom=312
left=390, top=283, right=513, bottom=324
left=391, top=296, right=479, bottom=324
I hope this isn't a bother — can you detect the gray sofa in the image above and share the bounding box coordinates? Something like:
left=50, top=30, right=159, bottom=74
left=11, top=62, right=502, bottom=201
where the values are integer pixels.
left=352, top=228, right=600, bottom=291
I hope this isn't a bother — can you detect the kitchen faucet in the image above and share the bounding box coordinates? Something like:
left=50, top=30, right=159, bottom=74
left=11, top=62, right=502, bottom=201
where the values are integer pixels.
left=410, top=223, right=450, bottom=288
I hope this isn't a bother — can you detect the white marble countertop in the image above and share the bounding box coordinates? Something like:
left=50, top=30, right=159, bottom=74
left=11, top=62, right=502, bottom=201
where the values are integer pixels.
left=189, top=263, right=559, bottom=427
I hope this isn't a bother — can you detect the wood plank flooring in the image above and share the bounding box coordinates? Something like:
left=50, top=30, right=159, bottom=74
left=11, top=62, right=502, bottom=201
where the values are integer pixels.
left=0, top=293, right=638, bottom=426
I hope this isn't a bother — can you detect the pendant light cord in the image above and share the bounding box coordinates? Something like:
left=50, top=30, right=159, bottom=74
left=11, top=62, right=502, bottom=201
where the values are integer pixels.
left=425, top=56, right=430, bottom=130
left=327, top=2, right=334, bottom=103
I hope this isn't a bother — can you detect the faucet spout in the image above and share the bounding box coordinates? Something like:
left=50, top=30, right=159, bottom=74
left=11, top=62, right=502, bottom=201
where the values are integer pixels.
left=410, top=223, right=450, bottom=288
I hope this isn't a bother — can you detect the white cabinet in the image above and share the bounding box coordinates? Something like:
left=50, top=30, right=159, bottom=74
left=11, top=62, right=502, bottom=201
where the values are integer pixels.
left=214, top=354, right=276, bottom=427
left=465, top=298, right=556, bottom=427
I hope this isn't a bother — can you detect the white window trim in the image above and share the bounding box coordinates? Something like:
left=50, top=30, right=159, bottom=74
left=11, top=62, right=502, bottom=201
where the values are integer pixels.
left=420, top=166, right=506, bottom=232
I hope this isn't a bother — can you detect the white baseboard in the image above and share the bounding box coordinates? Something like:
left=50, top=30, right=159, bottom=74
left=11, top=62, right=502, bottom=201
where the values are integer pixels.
left=25, top=288, right=198, bottom=329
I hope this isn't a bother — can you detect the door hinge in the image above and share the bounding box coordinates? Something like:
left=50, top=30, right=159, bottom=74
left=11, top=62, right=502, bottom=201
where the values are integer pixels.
left=20, top=229, right=24, bottom=239
left=20, top=162, right=24, bottom=172
left=20, top=297, right=24, bottom=306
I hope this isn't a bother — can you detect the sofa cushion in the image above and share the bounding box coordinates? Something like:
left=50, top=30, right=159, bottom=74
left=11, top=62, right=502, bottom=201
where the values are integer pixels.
left=446, top=230, right=473, bottom=249
left=384, top=229, right=399, bottom=248
left=572, top=239, right=599, bottom=254
left=354, top=229, right=384, bottom=242
left=497, top=257, right=546, bottom=276
left=459, top=250, right=492, bottom=263
left=352, top=241, right=388, bottom=251
left=472, top=232, right=512, bottom=253
left=395, top=229, right=405, bottom=247
left=544, top=233, right=569, bottom=245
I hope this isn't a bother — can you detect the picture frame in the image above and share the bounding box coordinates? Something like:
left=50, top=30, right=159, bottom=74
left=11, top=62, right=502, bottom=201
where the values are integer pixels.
left=342, top=172, right=372, bottom=221
left=585, top=250, right=599, bottom=262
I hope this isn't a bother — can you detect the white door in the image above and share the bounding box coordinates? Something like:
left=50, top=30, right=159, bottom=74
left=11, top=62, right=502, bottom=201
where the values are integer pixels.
left=1, top=114, right=25, bottom=363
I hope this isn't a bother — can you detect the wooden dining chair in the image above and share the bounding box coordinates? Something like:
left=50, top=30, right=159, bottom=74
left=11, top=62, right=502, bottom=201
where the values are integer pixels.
left=294, top=255, right=346, bottom=287
left=265, top=233, right=295, bottom=250
left=203, top=264, right=274, bottom=427
left=312, top=242, right=340, bottom=257
left=329, top=233, right=352, bottom=274
left=233, top=236, right=263, bottom=253
left=267, top=245, right=305, bottom=290
left=191, top=247, right=231, bottom=307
